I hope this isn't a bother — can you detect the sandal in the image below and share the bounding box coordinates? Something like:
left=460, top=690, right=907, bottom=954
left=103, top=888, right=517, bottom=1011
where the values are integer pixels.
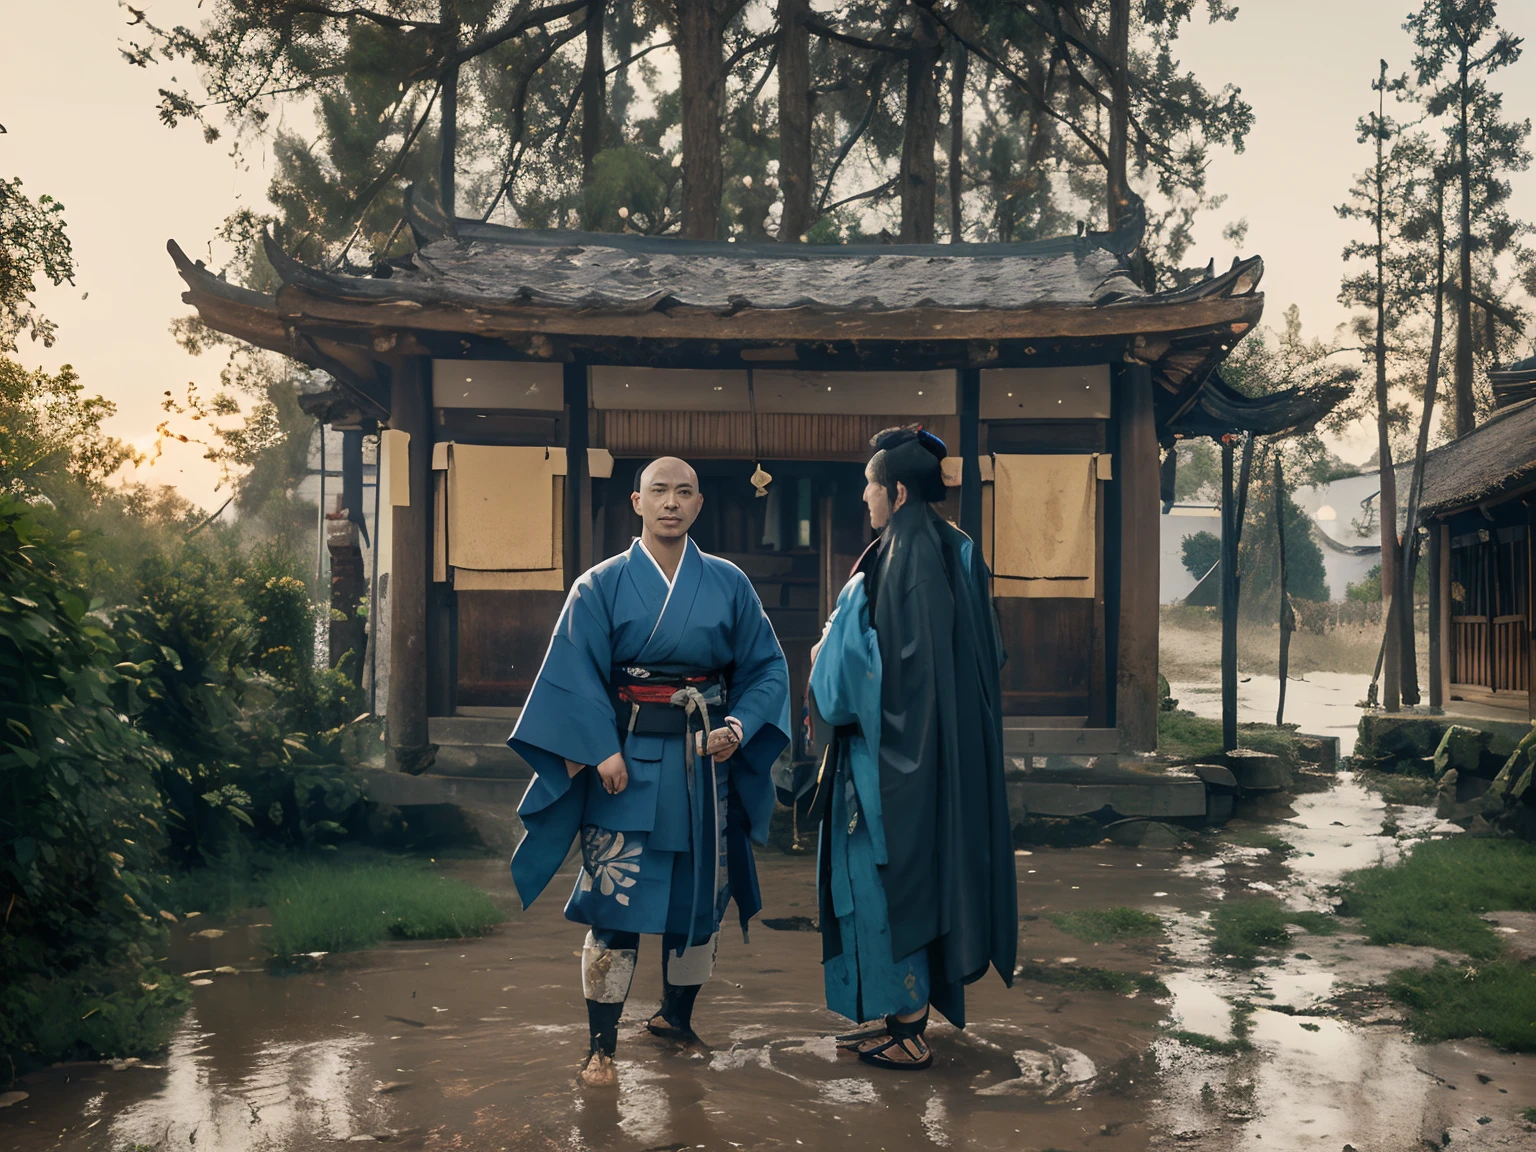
left=645, top=1012, right=698, bottom=1042
left=854, top=1008, right=932, bottom=1072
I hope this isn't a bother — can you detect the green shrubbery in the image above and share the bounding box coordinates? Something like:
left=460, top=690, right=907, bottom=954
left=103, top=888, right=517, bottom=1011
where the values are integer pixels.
left=0, top=502, right=181, bottom=1065
left=1, top=498, right=371, bottom=1070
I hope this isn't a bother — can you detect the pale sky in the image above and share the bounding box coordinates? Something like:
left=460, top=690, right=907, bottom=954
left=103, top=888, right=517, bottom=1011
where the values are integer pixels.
left=3, top=0, right=1534, bottom=508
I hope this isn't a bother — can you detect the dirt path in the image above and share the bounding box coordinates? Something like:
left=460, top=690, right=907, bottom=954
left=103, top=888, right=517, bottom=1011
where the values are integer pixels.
left=3, top=784, right=1533, bottom=1152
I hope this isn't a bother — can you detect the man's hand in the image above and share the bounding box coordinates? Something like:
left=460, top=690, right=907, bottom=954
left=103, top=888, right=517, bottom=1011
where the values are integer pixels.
left=596, top=751, right=628, bottom=794
left=697, top=717, right=744, bottom=763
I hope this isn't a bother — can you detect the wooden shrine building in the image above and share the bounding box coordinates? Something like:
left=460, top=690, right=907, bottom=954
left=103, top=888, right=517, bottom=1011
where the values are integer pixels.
left=170, top=195, right=1275, bottom=773
left=1420, top=367, right=1536, bottom=721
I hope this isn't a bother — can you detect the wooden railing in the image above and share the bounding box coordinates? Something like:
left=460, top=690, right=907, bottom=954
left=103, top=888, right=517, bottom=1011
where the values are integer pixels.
left=1452, top=614, right=1529, bottom=692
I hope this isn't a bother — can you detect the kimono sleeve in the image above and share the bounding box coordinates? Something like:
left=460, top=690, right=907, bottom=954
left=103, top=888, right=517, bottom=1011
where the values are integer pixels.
left=509, top=571, right=622, bottom=817
left=722, top=569, right=791, bottom=843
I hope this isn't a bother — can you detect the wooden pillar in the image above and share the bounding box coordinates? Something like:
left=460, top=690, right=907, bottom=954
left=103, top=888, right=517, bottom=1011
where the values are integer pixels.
left=564, top=363, right=592, bottom=587
left=1528, top=500, right=1535, bottom=721
left=387, top=357, right=433, bottom=773
left=1428, top=519, right=1444, bottom=709
left=1220, top=436, right=1239, bottom=751
left=1114, top=362, right=1159, bottom=752
left=959, top=367, right=982, bottom=544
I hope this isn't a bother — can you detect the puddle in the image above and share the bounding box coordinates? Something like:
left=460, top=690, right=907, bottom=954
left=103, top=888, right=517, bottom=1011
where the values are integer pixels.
left=2, top=805, right=1531, bottom=1152
left=1171, top=671, right=1371, bottom=755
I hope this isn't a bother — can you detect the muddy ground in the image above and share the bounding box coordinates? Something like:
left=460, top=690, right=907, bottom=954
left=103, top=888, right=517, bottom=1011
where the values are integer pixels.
left=3, top=775, right=1535, bottom=1152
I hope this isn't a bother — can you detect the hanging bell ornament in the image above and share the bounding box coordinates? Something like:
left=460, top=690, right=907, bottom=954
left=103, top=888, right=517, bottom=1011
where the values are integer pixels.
left=750, top=463, right=772, bottom=498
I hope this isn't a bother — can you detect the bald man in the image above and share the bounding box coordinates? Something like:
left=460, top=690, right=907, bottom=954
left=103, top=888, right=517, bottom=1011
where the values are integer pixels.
left=509, top=457, right=791, bottom=1085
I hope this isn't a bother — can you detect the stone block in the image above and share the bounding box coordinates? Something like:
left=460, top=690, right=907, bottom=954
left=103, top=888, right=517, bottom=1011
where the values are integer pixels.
left=1206, top=793, right=1235, bottom=823
left=1433, top=725, right=1494, bottom=776
left=1221, top=749, right=1292, bottom=792
left=1296, top=735, right=1340, bottom=773
left=1104, top=819, right=1189, bottom=849
left=1356, top=715, right=1448, bottom=769
left=1191, top=763, right=1238, bottom=792
left=1013, top=815, right=1104, bottom=848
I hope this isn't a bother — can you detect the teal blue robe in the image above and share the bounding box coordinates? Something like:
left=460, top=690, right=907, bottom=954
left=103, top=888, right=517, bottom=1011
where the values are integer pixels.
left=810, top=574, right=930, bottom=1022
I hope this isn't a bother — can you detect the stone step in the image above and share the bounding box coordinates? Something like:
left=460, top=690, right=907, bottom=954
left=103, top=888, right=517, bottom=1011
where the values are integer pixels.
left=430, top=713, right=520, bottom=747
left=432, top=741, right=533, bottom=780
left=357, top=768, right=527, bottom=853
left=1006, top=762, right=1208, bottom=821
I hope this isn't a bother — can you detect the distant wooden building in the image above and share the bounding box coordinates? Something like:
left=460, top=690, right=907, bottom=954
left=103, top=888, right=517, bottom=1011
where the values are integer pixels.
left=170, top=195, right=1280, bottom=770
left=1420, top=373, right=1536, bottom=721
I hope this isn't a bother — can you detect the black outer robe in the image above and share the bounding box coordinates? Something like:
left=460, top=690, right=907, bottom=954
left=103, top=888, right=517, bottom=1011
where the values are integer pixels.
left=836, top=500, right=1016, bottom=1027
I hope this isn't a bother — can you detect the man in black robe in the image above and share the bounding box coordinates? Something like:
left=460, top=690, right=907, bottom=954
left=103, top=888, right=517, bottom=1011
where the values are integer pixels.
left=809, top=426, right=1016, bottom=1069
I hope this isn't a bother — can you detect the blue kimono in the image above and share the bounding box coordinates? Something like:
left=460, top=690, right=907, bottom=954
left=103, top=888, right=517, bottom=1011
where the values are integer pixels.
left=810, top=574, right=929, bottom=1022
left=509, top=538, right=791, bottom=946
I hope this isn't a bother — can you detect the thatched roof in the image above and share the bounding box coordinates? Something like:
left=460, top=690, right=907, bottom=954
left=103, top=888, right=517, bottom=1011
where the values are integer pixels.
left=1420, top=398, right=1536, bottom=517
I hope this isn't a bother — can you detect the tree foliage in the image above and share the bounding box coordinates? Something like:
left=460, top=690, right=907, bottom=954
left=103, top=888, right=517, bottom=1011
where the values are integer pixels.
left=123, top=1, right=1257, bottom=275
left=0, top=178, right=74, bottom=353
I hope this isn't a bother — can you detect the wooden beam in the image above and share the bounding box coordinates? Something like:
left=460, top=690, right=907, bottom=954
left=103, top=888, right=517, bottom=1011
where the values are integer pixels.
left=1114, top=362, right=1159, bottom=752
left=1428, top=519, right=1444, bottom=710
left=563, top=363, right=592, bottom=587
left=387, top=357, right=433, bottom=773
left=1221, top=437, right=1238, bottom=751
left=959, top=368, right=982, bottom=544
left=275, top=285, right=1263, bottom=345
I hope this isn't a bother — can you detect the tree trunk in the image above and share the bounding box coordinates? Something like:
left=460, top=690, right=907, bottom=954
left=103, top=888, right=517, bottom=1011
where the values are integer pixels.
left=439, top=3, right=460, bottom=217
left=1275, top=455, right=1293, bottom=727
left=678, top=0, right=727, bottom=240
left=580, top=0, right=608, bottom=190
left=1454, top=38, right=1475, bottom=437
left=1106, top=0, right=1130, bottom=229
left=948, top=40, right=967, bottom=242
left=777, top=0, right=813, bottom=242
left=1221, top=436, right=1238, bottom=752
left=611, top=1, right=638, bottom=128
left=1373, top=62, right=1400, bottom=712
left=899, top=6, right=940, bottom=244
left=1399, top=184, right=1449, bottom=704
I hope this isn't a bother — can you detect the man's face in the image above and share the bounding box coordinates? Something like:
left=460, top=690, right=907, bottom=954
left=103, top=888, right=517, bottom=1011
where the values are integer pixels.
left=862, top=466, right=905, bottom=531
left=631, top=457, right=703, bottom=539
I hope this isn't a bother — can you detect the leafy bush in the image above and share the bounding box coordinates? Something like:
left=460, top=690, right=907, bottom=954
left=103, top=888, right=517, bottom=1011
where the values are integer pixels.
left=0, top=500, right=177, bottom=1065
left=1181, top=530, right=1222, bottom=580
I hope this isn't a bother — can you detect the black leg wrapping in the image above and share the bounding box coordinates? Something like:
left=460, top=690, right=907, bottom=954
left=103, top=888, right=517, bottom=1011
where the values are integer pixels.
left=586, top=998, right=624, bottom=1057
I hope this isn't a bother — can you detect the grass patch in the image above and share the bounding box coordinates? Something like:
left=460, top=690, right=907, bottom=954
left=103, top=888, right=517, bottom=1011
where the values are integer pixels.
left=1165, top=1029, right=1250, bottom=1055
left=1386, top=961, right=1536, bottom=1052
left=1339, top=838, right=1536, bottom=959
left=1209, top=899, right=1338, bottom=963
left=1356, top=769, right=1438, bottom=807
left=1048, top=907, right=1164, bottom=943
left=1522, top=1106, right=1536, bottom=1123
left=1016, top=961, right=1168, bottom=997
left=1157, top=708, right=1299, bottom=768
left=264, top=858, right=505, bottom=957
left=1221, top=828, right=1294, bottom=855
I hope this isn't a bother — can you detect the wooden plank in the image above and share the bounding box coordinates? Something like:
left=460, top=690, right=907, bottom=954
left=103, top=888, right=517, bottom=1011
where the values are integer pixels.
left=1002, top=727, right=1120, bottom=756
left=1114, top=363, right=1159, bottom=752
left=985, top=420, right=1108, bottom=455
left=1429, top=521, right=1444, bottom=709
left=595, top=411, right=957, bottom=459
left=960, top=368, right=982, bottom=544
left=387, top=357, right=432, bottom=770
left=997, top=598, right=1093, bottom=717
left=277, top=284, right=1264, bottom=343
left=435, top=410, right=560, bottom=444
left=564, top=364, right=592, bottom=581
left=455, top=590, right=566, bottom=707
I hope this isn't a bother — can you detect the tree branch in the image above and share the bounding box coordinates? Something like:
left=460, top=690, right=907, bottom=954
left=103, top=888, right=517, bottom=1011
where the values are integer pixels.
left=823, top=175, right=898, bottom=214
left=805, top=16, right=908, bottom=58
left=816, top=59, right=890, bottom=213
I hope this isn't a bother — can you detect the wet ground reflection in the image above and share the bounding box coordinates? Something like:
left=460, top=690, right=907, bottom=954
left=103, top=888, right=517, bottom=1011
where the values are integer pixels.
left=4, top=776, right=1534, bottom=1151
